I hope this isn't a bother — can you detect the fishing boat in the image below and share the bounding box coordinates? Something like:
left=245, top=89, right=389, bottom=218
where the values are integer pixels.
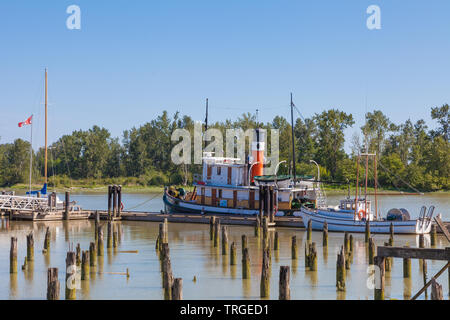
left=296, top=153, right=435, bottom=234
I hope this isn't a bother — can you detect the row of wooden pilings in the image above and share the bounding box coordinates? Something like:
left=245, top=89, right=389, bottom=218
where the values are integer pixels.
left=107, top=185, right=122, bottom=220
left=9, top=211, right=127, bottom=300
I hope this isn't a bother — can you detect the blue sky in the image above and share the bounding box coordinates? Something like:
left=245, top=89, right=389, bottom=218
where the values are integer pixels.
left=1, top=0, right=449, bottom=153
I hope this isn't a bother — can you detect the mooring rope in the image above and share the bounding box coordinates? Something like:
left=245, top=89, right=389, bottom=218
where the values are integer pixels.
left=124, top=192, right=163, bottom=211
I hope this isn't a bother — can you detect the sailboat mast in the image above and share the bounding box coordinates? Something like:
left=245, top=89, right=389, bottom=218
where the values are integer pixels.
left=290, top=93, right=297, bottom=186
left=44, top=68, right=48, bottom=185
left=29, top=117, right=33, bottom=195
left=374, top=154, right=378, bottom=220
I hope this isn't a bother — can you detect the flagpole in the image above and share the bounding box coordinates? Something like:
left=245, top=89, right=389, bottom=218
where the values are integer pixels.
left=29, top=115, right=33, bottom=196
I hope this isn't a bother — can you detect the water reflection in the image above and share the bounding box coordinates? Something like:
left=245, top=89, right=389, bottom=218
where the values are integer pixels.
left=9, top=273, right=17, bottom=299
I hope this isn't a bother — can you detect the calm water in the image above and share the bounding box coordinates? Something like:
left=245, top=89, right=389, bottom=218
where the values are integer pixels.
left=0, top=192, right=448, bottom=300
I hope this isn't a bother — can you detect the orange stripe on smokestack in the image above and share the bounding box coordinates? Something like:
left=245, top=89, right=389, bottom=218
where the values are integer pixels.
left=251, top=129, right=265, bottom=183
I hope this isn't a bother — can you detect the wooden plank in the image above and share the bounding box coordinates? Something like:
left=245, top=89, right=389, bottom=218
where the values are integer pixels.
left=434, top=216, right=450, bottom=243
left=377, top=246, right=450, bottom=260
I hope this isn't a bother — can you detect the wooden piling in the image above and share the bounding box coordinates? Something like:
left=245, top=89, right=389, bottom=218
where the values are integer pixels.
left=403, top=245, right=411, bottom=278
left=242, top=247, right=250, bottom=279
left=384, top=242, right=391, bottom=272
left=64, top=192, right=70, bottom=220
left=422, top=259, right=428, bottom=299
left=95, top=211, right=100, bottom=243
left=262, top=217, right=268, bottom=249
left=76, top=243, right=81, bottom=267
left=365, top=220, right=370, bottom=243
left=26, top=232, right=34, bottom=262
left=308, top=242, right=318, bottom=271
left=113, top=230, right=118, bottom=249
left=65, top=251, right=76, bottom=300
left=163, top=218, right=169, bottom=243
left=279, top=266, right=290, bottom=300
left=158, top=223, right=164, bottom=252
left=221, top=226, right=228, bottom=255
left=10, top=237, right=17, bottom=273
left=323, top=221, right=328, bottom=247
left=260, top=248, right=270, bottom=298
left=107, top=185, right=112, bottom=220
left=349, top=234, right=354, bottom=253
left=291, top=236, right=297, bottom=260
left=97, top=226, right=104, bottom=256
left=81, top=251, right=89, bottom=280
left=430, top=224, right=436, bottom=247
left=107, top=221, right=113, bottom=249
left=274, top=231, right=279, bottom=251
left=230, top=242, right=237, bottom=265
left=42, top=227, right=50, bottom=254
left=374, top=256, right=385, bottom=300
left=389, top=223, right=394, bottom=246
left=209, top=216, right=216, bottom=240
left=171, top=278, right=183, bottom=300
left=213, top=219, right=220, bottom=248
left=336, top=246, right=346, bottom=291
left=307, top=219, right=312, bottom=241
left=368, top=237, right=375, bottom=265
left=47, top=268, right=60, bottom=300
left=431, top=278, right=443, bottom=300
left=255, top=216, right=260, bottom=237
left=89, top=242, right=96, bottom=268
left=162, top=255, right=174, bottom=300
left=344, top=232, right=349, bottom=253
left=241, top=235, right=248, bottom=256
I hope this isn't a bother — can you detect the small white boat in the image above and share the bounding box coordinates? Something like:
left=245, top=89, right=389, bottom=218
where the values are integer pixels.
left=297, top=205, right=434, bottom=234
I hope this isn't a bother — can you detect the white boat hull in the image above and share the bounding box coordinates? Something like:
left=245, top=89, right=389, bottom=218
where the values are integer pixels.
left=297, top=207, right=432, bottom=234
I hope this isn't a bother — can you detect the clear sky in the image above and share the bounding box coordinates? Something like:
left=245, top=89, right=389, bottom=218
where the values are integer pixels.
left=1, top=0, right=449, bottom=153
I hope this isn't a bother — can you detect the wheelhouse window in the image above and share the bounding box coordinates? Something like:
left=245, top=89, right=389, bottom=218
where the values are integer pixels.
left=218, top=189, right=223, bottom=198
left=217, top=167, right=221, bottom=175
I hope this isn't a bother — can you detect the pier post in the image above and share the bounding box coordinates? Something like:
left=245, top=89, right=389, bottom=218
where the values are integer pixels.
left=107, top=221, right=112, bottom=249
left=242, top=248, right=250, bottom=279
left=422, top=259, right=428, bottom=299
left=255, top=216, right=260, bottom=237
left=89, top=242, right=96, bottom=269
left=241, top=235, right=248, bottom=256
left=431, top=279, right=443, bottom=300
left=113, top=185, right=118, bottom=219
left=262, top=217, right=269, bottom=249
left=274, top=231, right=279, bottom=251
left=368, top=237, right=375, bottom=265
left=291, top=236, right=297, bottom=260
left=64, top=192, right=70, bottom=220
left=42, top=226, right=50, bottom=254
left=95, top=211, right=99, bottom=243
left=97, top=226, right=104, bottom=256
left=389, top=223, right=394, bottom=246
left=158, top=223, right=164, bottom=252
left=323, top=221, right=328, bottom=247
left=269, top=186, right=274, bottom=223
left=213, top=219, right=220, bottom=248
left=258, top=185, right=264, bottom=224
left=81, top=250, right=89, bottom=280
left=344, top=232, right=349, bottom=253
left=163, top=218, right=169, bottom=243
left=430, top=224, right=436, bottom=247
left=221, top=226, right=229, bottom=255
left=10, top=237, right=17, bottom=273
left=279, top=266, right=290, bottom=300
left=336, top=246, right=346, bottom=291
left=307, top=219, right=312, bottom=241
left=403, top=245, right=411, bottom=278
left=230, top=242, right=237, bottom=265
left=171, top=278, right=183, bottom=300
left=374, top=256, right=385, bottom=300
left=260, top=247, right=270, bottom=298
left=210, top=216, right=216, bottom=240
left=309, top=242, right=318, bottom=271
left=349, top=234, right=354, bottom=253
left=162, top=254, right=173, bottom=299
left=365, top=220, right=370, bottom=243
left=107, top=185, right=112, bottom=220
left=65, top=251, right=76, bottom=300
left=47, top=268, right=60, bottom=300
left=117, top=185, right=122, bottom=218
left=26, top=232, right=34, bottom=262
left=384, top=242, right=391, bottom=272
left=76, top=243, right=81, bottom=267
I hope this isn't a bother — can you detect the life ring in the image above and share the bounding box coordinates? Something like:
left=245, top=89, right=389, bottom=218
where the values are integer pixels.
left=358, top=209, right=367, bottom=220
left=120, top=202, right=124, bottom=211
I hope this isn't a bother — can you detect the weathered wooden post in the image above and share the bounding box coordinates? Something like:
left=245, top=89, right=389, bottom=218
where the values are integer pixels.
left=260, top=247, right=270, bottom=298
left=47, top=268, right=60, bottom=300
left=374, top=256, right=385, bottom=300
left=107, top=221, right=113, bottom=249
left=107, top=185, right=112, bottom=220
left=241, top=235, right=248, bottom=256
left=89, top=242, right=96, bottom=268
left=81, top=251, right=89, bottom=280
left=291, top=236, right=297, bottom=260
left=344, top=232, right=349, bottom=253
left=209, top=216, right=216, bottom=240
left=430, top=224, right=436, bottom=247
left=97, top=226, right=104, bottom=256
left=323, top=221, right=328, bottom=247
left=255, top=216, right=260, bottom=237
left=349, top=234, right=354, bottom=253
left=336, top=246, right=346, bottom=291
left=365, top=220, right=370, bottom=243
left=117, top=185, right=122, bottom=218
left=384, top=242, right=391, bottom=272
left=10, top=237, right=17, bottom=273
left=279, top=266, right=290, bottom=300
left=162, top=255, right=174, bottom=300
left=158, top=223, right=164, bottom=252
left=431, top=278, right=443, bottom=300
left=76, top=243, right=81, bottom=267
left=269, top=186, right=274, bottom=223
left=422, top=259, right=428, bottom=299
left=242, top=247, right=250, bottom=279
left=221, top=226, right=228, bottom=255
left=26, top=232, right=34, bottom=262
left=65, top=251, right=76, bottom=300
left=309, top=242, right=318, bottom=271
left=42, top=227, right=50, bottom=254
left=368, top=237, right=375, bottom=265
left=171, top=278, right=183, bottom=300
left=262, top=217, right=269, bottom=249
left=95, top=211, right=99, bottom=243
left=274, top=231, right=279, bottom=251
left=112, top=185, right=118, bottom=219
left=403, top=244, right=411, bottom=278
left=213, top=218, right=220, bottom=248
left=307, top=219, right=312, bottom=241
left=230, top=242, right=237, bottom=265
left=64, top=192, right=70, bottom=220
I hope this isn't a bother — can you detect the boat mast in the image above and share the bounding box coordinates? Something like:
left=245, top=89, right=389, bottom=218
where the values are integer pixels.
left=354, top=155, right=360, bottom=220
left=290, top=93, right=296, bottom=186
left=374, top=154, right=378, bottom=220
left=29, top=115, right=33, bottom=195
left=44, top=68, right=48, bottom=186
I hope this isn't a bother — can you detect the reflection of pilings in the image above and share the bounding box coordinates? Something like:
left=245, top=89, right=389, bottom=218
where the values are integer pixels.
left=242, top=248, right=250, bottom=279
left=9, top=273, right=17, bottom=298
left=291, top=236, right=297, bottom=260
left=26, top=232, right=34, bottom=262
left=97, top=226, right=104, bottom=256
left=42, top=227, right=50, bottom=254
left=260, top=247, right=270, bottom=298
left=279, top=266, right=290, bottom=300
left=65, top=251, right=76, bottom=300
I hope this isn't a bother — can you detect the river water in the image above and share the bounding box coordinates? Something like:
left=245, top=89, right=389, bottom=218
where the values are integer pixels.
left=0, top=192, right=448, bottom=300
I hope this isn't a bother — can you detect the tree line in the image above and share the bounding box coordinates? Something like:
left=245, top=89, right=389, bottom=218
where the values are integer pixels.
left=0, top=104, right=448, bottom=192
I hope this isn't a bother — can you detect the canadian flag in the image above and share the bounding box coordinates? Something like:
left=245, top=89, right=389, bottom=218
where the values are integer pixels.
left=18, top=115, right=32, bottom=127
